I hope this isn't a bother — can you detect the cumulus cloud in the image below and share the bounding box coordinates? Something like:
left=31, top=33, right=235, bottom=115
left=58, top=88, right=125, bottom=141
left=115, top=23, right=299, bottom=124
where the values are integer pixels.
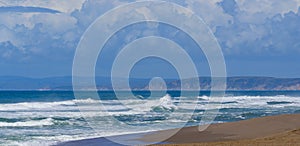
left=237, top=0, right=300, bottom=16
left=0, top=6, right=60, bottom=13
left=0, top=0, right=133, bottom=62
left=216, top=0, right=300, bottom=55
left=0, top=0, right=300, bottom=62
left=185, top=0, right=233, bottom=31
left=0, top=12, right=77, bottom=60
left=0, top=0, right=85, bottom=13
left=71, top=0, right=129, bottom=29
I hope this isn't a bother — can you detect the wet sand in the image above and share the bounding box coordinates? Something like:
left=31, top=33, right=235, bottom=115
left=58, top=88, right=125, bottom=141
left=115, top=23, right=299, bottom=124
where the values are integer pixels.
left=146, top=114, right=300, bottom=145
left=157, top=129, right=300, bottom=146
left=58, top=114, right=300, bottom=146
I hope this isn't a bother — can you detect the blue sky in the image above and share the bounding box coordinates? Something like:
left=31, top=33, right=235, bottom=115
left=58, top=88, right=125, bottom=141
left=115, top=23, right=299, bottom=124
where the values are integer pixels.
left=0, top=0, right=300, bottom=78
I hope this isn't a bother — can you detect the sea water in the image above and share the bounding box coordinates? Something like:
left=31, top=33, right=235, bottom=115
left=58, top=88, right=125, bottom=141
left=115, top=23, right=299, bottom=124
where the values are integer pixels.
left=0, top=91, right=299, bottom=145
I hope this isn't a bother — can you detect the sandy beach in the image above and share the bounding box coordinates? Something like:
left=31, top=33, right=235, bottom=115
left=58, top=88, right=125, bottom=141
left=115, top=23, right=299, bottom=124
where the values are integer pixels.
left=146, top=113, right=300, bottom=145
left=58, top=114, right=300, bottom=145
left=157, top=129, right=300, bottom=146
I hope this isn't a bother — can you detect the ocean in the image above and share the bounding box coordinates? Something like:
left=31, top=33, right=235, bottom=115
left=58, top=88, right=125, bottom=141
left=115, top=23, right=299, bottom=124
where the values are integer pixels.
left=0, top=91, right=300, bottom=145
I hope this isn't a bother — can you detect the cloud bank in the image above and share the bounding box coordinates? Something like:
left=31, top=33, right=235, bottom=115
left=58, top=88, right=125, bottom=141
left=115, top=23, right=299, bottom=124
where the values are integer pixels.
left=0, top=0, right=299, bottom=77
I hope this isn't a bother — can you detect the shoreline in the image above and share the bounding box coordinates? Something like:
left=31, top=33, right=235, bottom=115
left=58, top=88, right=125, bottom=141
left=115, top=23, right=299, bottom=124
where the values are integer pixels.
left=57, top=113, right=300, bottom=145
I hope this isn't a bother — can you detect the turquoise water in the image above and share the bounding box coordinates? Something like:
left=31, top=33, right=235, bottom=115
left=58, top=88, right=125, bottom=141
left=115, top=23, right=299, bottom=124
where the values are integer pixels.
left=0, top=91, right=300, bottom=145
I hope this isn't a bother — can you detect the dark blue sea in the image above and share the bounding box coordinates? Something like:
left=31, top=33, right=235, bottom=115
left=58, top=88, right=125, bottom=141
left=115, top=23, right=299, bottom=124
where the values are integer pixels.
left=0, top=91, right=300, bottom=145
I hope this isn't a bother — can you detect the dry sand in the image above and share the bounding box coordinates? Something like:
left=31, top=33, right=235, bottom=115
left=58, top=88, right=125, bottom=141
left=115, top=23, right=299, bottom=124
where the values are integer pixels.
left=154, top=129, right=300, bottom=146
left=59, top=114, right=300, bottom=146
left=141, top=114, right=300, bottom=145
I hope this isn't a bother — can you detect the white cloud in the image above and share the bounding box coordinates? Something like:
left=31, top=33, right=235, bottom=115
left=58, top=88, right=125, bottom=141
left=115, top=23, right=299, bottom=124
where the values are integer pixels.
left=0, top=25, right=14, bottom=42
left=185, top=0, right=233, bottom=31
left=237, top=0, right=300, bottom=16
left=215, top=0, right=300, bottom=54
left=234, top=0, right=300, bottom=24
left=30, top=13, right=77, bottom=34
left=71, top=0, right=128, bottom=29
left=0, top=0, right=300, bottom=61
left=0, top=0, right=86, bottom=13
left=0, top=13, right=34, bottom=29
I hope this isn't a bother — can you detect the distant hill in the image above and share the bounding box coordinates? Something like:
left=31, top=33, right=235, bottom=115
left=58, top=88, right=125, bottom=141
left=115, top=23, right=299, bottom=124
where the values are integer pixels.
left=0, top=76, right=299, bottom=91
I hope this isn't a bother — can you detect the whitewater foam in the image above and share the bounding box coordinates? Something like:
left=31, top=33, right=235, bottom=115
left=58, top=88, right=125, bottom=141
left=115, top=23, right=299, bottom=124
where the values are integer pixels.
left=0, top=118, right=53, bottom=127
left=0, top=92, right=300, bottom=145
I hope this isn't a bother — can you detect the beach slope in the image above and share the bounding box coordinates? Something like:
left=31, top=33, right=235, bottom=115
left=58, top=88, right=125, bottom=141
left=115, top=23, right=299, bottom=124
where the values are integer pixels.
left=58, top=114, right=300, bottom=146
left=145, top=114, right=300, bottom=145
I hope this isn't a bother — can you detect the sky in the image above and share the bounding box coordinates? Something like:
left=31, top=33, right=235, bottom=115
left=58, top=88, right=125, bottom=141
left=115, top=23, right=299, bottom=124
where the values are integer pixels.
left=0, top=0, right=300, bottom=78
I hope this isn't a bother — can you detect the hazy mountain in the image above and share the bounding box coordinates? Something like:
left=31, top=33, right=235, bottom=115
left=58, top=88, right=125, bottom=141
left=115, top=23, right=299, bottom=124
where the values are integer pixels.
left=0, top=76, right=299, bottom=91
